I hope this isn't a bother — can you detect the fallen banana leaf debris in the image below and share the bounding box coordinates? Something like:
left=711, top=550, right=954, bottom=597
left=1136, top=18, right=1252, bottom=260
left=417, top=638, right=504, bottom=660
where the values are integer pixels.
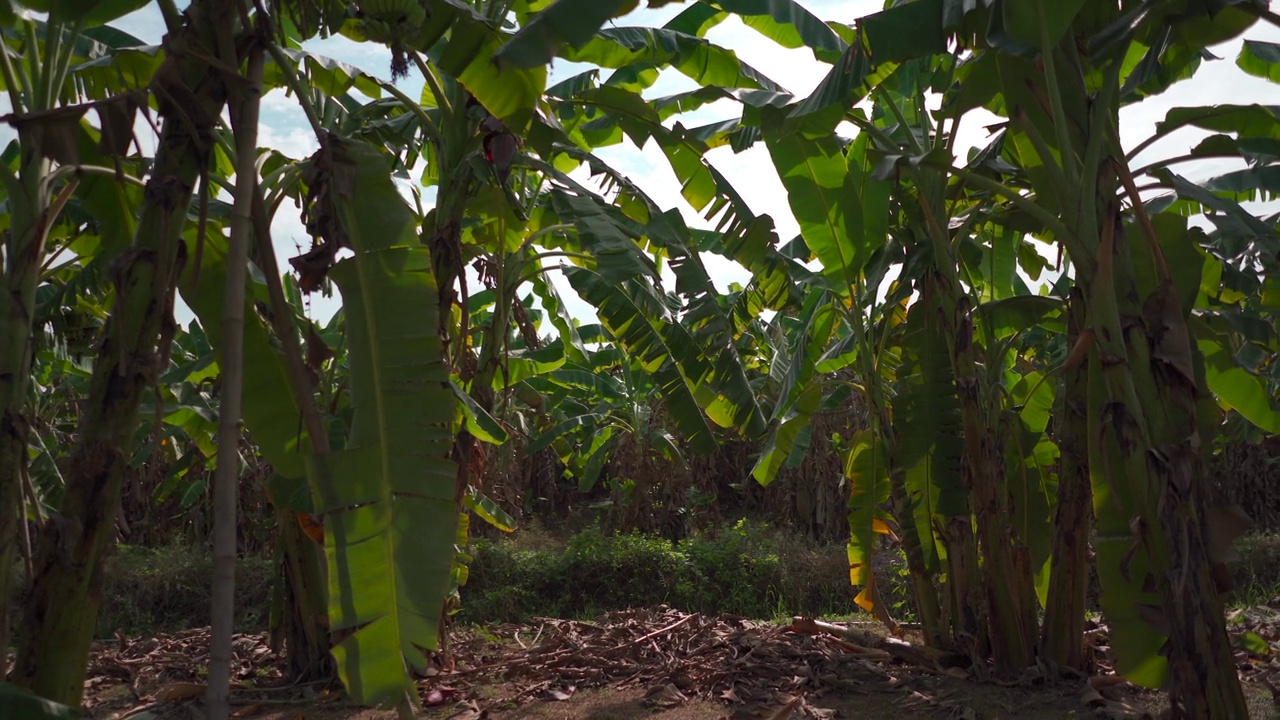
left=75, top=604, right=1280, bottom=718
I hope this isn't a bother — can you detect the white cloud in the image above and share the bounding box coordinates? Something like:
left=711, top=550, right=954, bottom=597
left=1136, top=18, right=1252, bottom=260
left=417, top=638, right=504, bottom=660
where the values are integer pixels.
left=257, top=123, right=320, bottom=160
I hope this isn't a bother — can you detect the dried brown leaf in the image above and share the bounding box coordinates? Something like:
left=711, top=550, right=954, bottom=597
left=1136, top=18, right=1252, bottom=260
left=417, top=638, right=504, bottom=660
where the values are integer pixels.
left=154, top=682, right=206, bottom=702
left=96, top=93, right=141, bottom=157
left=12, top=105, right=86, bottom=164
left=643, top=682, right=687, bottom=708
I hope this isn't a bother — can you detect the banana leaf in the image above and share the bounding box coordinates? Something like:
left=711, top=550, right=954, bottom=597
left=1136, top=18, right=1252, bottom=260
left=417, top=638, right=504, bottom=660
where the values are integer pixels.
left=303, top=137, right=459, bottom=707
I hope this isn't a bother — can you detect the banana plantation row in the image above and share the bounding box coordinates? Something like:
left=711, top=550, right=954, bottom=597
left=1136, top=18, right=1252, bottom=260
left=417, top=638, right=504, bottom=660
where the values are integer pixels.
left=1, top=0, right=1278, bottom=719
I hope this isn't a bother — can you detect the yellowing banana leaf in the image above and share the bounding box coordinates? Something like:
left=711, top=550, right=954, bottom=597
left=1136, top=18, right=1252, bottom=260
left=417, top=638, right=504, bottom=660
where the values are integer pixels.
left=845, top=429, right=890, bottom=612
left=304, top=137, right=459, bottom=707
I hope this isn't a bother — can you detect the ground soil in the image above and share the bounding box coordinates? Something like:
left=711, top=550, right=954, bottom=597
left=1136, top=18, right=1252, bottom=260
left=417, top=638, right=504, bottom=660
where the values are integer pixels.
left=81, top=608, right=1280, bottom=720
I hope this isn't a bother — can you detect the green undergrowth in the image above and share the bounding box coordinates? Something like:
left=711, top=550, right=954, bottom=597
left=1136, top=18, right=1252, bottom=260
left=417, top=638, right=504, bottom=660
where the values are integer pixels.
left=458, top=519, right=860, bottom=624
left=95, top=544, right=274, bottom=637
left=11, top=524, right=1276, bottom=643
left=1227, top=533, right=1280, bottom=608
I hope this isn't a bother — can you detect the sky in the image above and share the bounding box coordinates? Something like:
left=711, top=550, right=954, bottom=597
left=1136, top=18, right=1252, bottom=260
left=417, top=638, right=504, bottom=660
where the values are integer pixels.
left=26, top=2, right=1280, bottom=326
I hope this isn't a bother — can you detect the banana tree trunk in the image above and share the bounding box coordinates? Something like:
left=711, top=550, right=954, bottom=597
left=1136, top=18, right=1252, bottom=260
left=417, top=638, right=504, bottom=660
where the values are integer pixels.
left=1040, top=287, right=1091, bottom=671
left=922, top=270, right=1037, bottom=674
left=274, top=513, right=329, bottom=678
left=954, top=298, right=1036, bottom=675
left=12, top=3, right=237, bottom=703
left=249, top=190, right=333, bottom=680
left=0, top=149, right=50, bottom=671
left=1086, top=212, right=1247, bottom=718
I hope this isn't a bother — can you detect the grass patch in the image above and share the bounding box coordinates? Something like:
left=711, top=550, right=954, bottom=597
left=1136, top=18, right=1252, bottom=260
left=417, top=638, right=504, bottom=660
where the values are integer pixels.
left=9, top=543, right=275, bottom=640
left=459, top=519, right=859, bottom=623
left=1227, top=533, right=1280, bottom=608
left=97, top=543, right=274, bottom=637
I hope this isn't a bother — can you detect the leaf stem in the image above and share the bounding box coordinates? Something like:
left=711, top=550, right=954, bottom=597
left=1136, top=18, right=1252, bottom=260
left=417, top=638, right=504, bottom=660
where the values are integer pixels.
left=22, top=22, right=43, bottom=109
left=935, top=162, right=1075, bottom=243
left=379, top=80, right=442, bottom=146
left=414, top=52, right=452, bottom=119
left=0, top=29, right=26, bottom=112
left=1037, top=1, right=1079, bottom=191
left=263, top=45, right=325, bottom=140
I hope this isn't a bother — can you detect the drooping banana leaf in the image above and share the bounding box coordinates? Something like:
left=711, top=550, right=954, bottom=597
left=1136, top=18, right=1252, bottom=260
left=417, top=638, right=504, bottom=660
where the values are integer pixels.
left=495, top=0, right=652, bottom=69
left=564, top=265, right=719, bottom=453
left=712, top=0, right=848, bottom=61
left=565, top=26, right=785, bottom=92
left=302, top=137, right=458, bottom=707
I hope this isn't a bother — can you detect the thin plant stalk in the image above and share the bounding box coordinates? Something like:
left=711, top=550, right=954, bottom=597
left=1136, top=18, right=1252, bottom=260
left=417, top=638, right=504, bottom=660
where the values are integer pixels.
left=205, top=32, right=264, bottom=720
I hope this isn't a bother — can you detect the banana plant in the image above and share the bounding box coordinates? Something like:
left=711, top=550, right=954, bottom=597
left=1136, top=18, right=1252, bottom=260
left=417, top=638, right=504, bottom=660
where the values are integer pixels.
left=262, top=0, right=774, bottom=706
left=812, top=0, right=1276, bottom=714
left=719, top=0, right=1277, bottom=704
left=0, top=0, right=152, bottom=691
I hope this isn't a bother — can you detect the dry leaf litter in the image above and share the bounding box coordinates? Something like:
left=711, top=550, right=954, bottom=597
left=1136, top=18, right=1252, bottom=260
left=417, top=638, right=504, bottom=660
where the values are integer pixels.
left=77, top=604, right=1280, bottom=719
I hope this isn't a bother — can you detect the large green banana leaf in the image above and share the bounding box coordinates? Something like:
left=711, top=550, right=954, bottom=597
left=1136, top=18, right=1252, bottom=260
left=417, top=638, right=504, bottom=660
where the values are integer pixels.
left=303, top=137, right=458, bottom=707
left=712, top=0, right=847, bottom=60
left=750, top=291, right=836, bottom=485
left=178, top=232, right=309, bottom=483
left=497, top=0, right=650, bottom=68
left=763, top=119, right=889, bottom=297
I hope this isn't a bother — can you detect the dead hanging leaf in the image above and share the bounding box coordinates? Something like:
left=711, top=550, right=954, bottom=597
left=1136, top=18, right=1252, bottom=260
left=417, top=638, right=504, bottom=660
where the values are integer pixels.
left=96, top=93, right=141, bottom=157
left=1119, top=517, right=1146, bottom=583
left=154, top=681, right=206, bottom=702
left=303, top=321, right=333, bottom=376
left=11, top=105, right=87, bottom=165
left=288, top=242, right=338, bottom=294
left=1142, top=280, right=1197, bottom=393
left=297, top=512, right=324, bottom=545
